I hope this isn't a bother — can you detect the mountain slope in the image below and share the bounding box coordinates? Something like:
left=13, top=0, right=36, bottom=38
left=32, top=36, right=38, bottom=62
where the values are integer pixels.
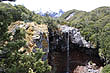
left=60, top=6, right=110, bottom=66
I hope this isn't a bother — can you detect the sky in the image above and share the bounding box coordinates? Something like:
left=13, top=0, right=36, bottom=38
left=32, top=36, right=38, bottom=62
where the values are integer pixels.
left=4, top=0, right=110, bottom=12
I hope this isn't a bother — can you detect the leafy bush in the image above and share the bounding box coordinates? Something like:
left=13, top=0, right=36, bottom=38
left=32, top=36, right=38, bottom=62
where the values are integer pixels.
left=102, top=64, right=110, bottom=73
left=0, top=27, right=51, bottom=73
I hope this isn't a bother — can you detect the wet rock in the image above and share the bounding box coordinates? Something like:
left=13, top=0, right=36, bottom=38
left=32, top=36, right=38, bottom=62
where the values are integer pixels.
left=49, top=25, right=92, bottom=52
left=48, top=25, right=104, bottom=73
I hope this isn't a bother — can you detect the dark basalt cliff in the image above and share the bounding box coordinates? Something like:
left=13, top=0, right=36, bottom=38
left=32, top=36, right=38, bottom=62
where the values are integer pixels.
left=48, top=25, right=104, bottom=73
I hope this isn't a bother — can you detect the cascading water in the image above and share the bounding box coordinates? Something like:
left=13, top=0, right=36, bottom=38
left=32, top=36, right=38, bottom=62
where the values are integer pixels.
left=66, top=32, right=70, bottom=73
left=48, top=25, right=104, bottom=73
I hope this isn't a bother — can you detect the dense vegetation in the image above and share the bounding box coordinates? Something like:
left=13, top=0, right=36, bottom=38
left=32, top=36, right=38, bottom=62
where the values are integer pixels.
left=0, top=2, right=110, bottom=73
left=102, top=64, right=110, bottom=73
left=60, top=6, right=110, bottom=72
left=0, top=3, right=52, bottom=73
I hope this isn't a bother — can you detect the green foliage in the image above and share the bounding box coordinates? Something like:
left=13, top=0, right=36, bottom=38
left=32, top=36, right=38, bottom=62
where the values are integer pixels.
left=2, top=2, right=110, bottom=72
left=0, top=3, right=30, bottom=40
left=0, top=48, right=51, bottom=73
left=15, top=5, right=34, bottom=21
left=0, top=3, right=52, bottom=72
left=60, top=9, right=79, bottom=19
left=0, top=27, right=51, bottom=73
left=60, top=6, right=110, bottom=64
left=32, top=14, right=45, bottom=24
left=0, top=3, right=48, bottom=25
left=102, top=64, right=110, bottom=73
left=43, top=15, right=59, bottom=31
left=0, top=2, right=53, bottom=73
left=13, top=28, right=26, bottom=40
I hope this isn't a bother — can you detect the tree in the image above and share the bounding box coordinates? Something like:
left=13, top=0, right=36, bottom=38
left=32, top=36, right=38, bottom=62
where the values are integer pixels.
left=0, top=27, right=51, bottom=73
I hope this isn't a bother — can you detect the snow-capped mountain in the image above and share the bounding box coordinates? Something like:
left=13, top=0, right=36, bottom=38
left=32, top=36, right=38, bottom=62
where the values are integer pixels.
left=35, top=9, right=64, bottom=17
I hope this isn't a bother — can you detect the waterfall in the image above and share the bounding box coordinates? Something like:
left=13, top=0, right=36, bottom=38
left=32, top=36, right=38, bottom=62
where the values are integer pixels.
left=48, top=25, right=104, bottom=73
left=66, top=32, right=70, bottom=73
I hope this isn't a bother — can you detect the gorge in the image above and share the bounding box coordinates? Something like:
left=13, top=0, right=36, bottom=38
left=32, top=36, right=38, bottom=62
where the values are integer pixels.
left=48, top=25, right=104, bottom=73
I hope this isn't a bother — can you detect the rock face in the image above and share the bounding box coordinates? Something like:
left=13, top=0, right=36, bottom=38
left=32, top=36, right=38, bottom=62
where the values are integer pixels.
left=48, top=50, right=103, bottom=73
left=58, top=25, right=91, bottom=48
left=8, top=21, right=49, bottom=56
left=48, top=25, right=104, bottom=73
left=8, top=22, right=103, bottom=73
left=49, top=25, right=92, bottom=52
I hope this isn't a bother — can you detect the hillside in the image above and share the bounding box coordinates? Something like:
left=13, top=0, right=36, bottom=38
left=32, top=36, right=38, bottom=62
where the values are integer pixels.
left=60, top=6, right=110, bottom=72
left=60, top=6, right=110, bottom=28
left=0, top=2, right=110, bottom=73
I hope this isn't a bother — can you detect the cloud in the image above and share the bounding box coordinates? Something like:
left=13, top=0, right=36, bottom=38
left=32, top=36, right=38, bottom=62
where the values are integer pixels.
left=4, top=0, right=110, bottom=12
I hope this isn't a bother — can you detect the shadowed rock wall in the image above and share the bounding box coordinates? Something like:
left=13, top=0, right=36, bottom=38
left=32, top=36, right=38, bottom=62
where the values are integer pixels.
left=48, top=25, right=104, bottom=73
